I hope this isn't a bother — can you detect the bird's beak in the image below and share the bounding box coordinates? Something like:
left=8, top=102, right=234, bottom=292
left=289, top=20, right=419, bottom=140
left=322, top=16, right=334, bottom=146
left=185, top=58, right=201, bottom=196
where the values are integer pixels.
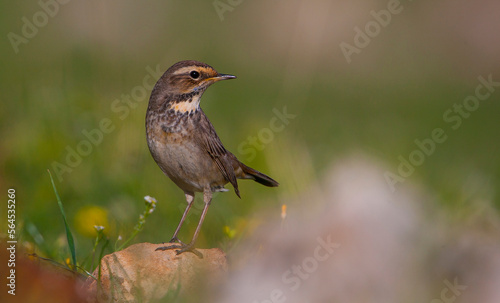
left=212, top=73, right=237, bottom=81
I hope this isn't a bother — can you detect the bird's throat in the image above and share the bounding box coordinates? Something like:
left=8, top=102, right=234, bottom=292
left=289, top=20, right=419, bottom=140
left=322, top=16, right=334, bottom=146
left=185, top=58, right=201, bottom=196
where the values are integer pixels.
left=168, top=93, right=201, bottom=114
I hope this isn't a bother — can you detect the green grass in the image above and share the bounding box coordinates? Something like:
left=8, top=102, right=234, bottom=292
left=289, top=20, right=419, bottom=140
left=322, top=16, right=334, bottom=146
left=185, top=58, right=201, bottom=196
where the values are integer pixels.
left=34, top=171, right=160, bottom=279
left=48, top=169, right=77, bottom=269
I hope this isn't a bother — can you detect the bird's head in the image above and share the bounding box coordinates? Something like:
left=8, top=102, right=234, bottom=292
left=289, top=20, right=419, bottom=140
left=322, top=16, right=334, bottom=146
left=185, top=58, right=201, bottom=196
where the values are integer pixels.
left=158, top=60, right=236, bottom=96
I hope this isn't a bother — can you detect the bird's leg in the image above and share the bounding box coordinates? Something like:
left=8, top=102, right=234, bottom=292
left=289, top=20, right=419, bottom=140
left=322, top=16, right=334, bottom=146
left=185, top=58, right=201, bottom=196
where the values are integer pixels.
left=156, top=192, right=200, bottom=255
left=174, top=188, right=212, bottom=256
left=156, top=190, right=212, bottom=258
left=168, top=192, right=195, bottom=244
left=158, top=188, right=212, bottom=258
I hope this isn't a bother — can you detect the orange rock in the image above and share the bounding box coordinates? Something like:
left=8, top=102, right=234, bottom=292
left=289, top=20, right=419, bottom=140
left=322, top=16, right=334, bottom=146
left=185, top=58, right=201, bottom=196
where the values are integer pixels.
left=84, top=243, right=227, bottom=303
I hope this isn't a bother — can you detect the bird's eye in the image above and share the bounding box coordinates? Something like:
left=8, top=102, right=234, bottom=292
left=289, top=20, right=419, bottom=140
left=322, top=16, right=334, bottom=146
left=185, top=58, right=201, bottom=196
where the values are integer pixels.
left=190, top=71, right=200, bottom=79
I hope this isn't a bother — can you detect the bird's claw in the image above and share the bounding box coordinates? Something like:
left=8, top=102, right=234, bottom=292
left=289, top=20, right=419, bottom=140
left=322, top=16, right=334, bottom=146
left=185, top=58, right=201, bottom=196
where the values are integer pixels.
left=168, top=237, right=186, bottom=245
left=155, top=242, right=203, bottom=258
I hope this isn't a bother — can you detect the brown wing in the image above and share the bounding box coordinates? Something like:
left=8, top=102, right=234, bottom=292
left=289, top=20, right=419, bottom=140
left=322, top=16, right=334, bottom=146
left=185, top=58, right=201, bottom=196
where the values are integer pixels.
left=196, top=112, right=240, bottom=197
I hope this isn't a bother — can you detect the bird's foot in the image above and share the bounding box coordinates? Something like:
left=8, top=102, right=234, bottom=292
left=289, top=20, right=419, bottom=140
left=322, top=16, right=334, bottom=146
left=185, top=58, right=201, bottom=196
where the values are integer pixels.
left=168, top=236, right=186, bottom=245
left=155, top=242, right=203, bottom=258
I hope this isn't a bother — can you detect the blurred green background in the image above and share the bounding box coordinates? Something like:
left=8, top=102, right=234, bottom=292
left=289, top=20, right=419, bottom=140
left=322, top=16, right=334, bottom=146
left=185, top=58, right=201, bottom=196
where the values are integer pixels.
left=1, top=0, right=499, bottom=265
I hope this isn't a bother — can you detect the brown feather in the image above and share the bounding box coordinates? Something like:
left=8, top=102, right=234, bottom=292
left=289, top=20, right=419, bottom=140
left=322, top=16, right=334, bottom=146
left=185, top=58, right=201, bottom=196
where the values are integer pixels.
left=195, top=111, right=240, bottom=197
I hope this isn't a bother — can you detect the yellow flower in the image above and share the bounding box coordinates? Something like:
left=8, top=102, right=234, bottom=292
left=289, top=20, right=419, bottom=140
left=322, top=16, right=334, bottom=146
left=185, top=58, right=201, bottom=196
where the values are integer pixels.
left=74, top=206, right=109, bottom=237
left=65, top=257, right=76, bottom=270
left=223, top=225, right=237, bottom=239
left=281, top=204, right=287, bottom=220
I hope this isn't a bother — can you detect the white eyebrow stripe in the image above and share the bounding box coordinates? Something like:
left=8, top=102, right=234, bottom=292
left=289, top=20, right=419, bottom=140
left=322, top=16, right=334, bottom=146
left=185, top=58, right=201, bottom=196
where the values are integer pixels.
left=172, top=66, right=198, bottom=75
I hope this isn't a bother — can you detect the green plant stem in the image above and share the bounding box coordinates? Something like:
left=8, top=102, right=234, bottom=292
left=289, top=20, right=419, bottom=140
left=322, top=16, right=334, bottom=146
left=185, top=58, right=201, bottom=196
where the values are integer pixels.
left=48, top=169, right=77, bottom=269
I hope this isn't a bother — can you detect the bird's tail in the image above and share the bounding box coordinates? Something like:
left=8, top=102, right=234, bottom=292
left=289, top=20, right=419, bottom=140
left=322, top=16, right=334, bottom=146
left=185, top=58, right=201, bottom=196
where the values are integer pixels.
left=240, top=163, right=279, bottom=187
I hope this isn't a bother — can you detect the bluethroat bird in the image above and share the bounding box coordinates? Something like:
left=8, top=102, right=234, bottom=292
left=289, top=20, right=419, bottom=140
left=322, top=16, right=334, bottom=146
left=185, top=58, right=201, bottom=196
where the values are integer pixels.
left=146, top=60, right=279, bottom=256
